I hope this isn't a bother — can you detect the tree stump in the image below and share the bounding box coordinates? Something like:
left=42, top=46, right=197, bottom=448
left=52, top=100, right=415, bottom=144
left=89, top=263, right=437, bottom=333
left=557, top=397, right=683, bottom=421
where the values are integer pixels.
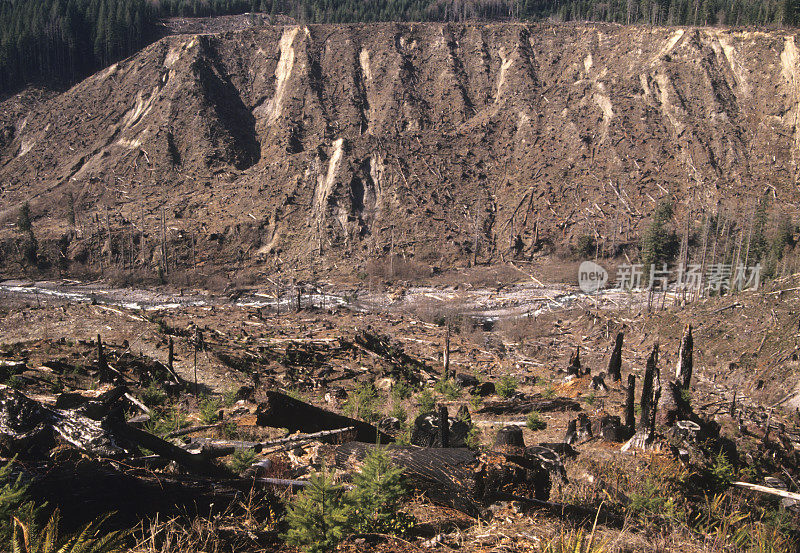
left=567, top=346, right=582, bottom=376
left=493, top=426, right=525, bottom=453
left=608, top=332, right=623, bottom=381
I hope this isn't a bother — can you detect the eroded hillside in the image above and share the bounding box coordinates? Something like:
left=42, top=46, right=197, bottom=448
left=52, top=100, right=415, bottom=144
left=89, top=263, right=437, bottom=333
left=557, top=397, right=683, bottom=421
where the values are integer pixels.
left=1, top=23, right=800, bottom=276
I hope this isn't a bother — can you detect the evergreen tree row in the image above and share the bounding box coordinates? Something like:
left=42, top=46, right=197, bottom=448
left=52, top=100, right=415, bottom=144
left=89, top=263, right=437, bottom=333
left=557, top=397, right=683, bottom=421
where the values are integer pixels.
left=0, top=0, right=797, bottom=95
left=0, top=0, right=156, bottom=92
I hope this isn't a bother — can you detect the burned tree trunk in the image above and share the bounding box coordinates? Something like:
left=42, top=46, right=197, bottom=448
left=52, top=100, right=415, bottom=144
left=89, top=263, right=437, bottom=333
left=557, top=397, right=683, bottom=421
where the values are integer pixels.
left=657, top=326, right=695, bottom=427
left=256, top=391, right=392, bottom=443
left=608, top=332, right=623, bottom=381
left=625, top=374, right=636, bottom=431
left=675, top=324, right=693, bottom=389
left=443, top=324, right=451, bottom=380
left=567, top=346, right=582, bottom=376
left=168, top=338, right=174, bottom=374
left=438, top=405, right=449, bottom=448
left=97, top=334, right=110, bottom=383
left=640, top=344, right=659, bottom=429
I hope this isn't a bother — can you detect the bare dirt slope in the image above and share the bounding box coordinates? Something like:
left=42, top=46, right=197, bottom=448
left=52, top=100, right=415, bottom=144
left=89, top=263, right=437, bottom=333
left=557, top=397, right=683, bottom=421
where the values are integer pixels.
left=1, top=23, right=799, bottom=275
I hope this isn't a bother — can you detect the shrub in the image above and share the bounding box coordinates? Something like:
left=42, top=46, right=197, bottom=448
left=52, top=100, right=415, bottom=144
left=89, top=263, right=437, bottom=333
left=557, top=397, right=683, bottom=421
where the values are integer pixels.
left=220, top=421, right=239, bottom=439
left=346, top=448, right=411, bottom=535
left=390, top=404, right=408, bottom=424
left=343, top=382, right=380, bottom=423
left=16, top=202, right=32, bottom=233
left=139, top=382, right=167, bottom=408
left=434, top=378, right=461, bottom=400
left=228, top=449, right=258, bottom=474
left=390, top=380, right=413, bottom=401
left=416, top=388, right=436, bottom=412
left=628, top=478, right=679, bottom=522
left=144, top=408, right=189, bottom=437
left=709, top=451, right=735, bottom=492
left=465, top=426, right=482, bottom=450
left=285, top=471, right=350, bottom=553
left=222, top=388, right=238, bottom=407
left=198, top=396, right=222, bottom=424
left=573, top=234, right=597, bottom=259
left=526, top=411, right=546, bottom=431
left=496, top=376, right=518, bottom=399
left=541, top=384, right=556, bottom=399
left=468, top=394, right=483, bottom=410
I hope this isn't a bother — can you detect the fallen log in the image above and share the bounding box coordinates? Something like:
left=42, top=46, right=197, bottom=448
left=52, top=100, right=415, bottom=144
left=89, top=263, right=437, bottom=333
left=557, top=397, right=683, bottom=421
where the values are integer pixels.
left=164, top=423, right=223, bottom=438
left=106, top=412, right=232, bottom=477
left=256, top=391, right=393, bottom=443
left=732, top=481, right=800, bottom=501
left=334, top=442, right=550, bottom=518
left=26, top=457, right=256, bottom=532
left=191, top=426, right=358, bottom=452
left=477, top=396, right=581, bottom=415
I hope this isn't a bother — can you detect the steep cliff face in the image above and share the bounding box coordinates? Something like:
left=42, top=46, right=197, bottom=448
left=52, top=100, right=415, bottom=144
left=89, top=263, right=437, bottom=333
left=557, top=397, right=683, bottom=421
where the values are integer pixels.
left=1, top=23, right=799, bottom=275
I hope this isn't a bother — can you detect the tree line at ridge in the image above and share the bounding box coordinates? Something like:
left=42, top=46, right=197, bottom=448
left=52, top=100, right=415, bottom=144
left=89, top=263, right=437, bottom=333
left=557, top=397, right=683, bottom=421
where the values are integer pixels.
left=0, top=0, right=796, bottom=94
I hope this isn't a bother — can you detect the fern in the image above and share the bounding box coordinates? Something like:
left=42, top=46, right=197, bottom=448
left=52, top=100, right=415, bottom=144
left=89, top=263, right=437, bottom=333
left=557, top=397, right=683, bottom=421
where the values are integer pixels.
left=11, top=509, right=128, bottom=553
left=0, top=457, right=39, bottom=542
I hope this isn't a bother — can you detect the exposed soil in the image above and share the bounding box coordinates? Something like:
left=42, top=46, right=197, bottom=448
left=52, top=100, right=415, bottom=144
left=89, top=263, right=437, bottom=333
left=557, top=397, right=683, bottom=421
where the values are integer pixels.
left=2, top=270, right=799, bottom=550
left=1, top=23, right=799, bottom=279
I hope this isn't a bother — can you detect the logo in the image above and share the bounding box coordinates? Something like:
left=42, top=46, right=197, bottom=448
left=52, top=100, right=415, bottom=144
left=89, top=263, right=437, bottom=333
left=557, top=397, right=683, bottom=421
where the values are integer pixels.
left=578, top=261, right=608, bottom=293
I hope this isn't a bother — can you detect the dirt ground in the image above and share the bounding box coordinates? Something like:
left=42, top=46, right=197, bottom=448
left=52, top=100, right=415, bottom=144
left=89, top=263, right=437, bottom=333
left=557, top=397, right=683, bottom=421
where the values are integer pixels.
left=1, top=266, right=799, bottom=551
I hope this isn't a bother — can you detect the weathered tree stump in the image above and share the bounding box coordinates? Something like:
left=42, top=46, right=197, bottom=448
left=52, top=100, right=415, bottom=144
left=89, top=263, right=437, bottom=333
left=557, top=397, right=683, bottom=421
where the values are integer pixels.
left=438, top=404, right=449, bottom=448
left=590, top=374, right=608, bottom=391
left=476, top=381, right=495, bottom=397
left=493, top=426, right=525, bottom=453
left=411, top=411, right=470, bottom=448
left=564, top=419, right=577, bottom=445
left=576, top=413, right=593, bottom=443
